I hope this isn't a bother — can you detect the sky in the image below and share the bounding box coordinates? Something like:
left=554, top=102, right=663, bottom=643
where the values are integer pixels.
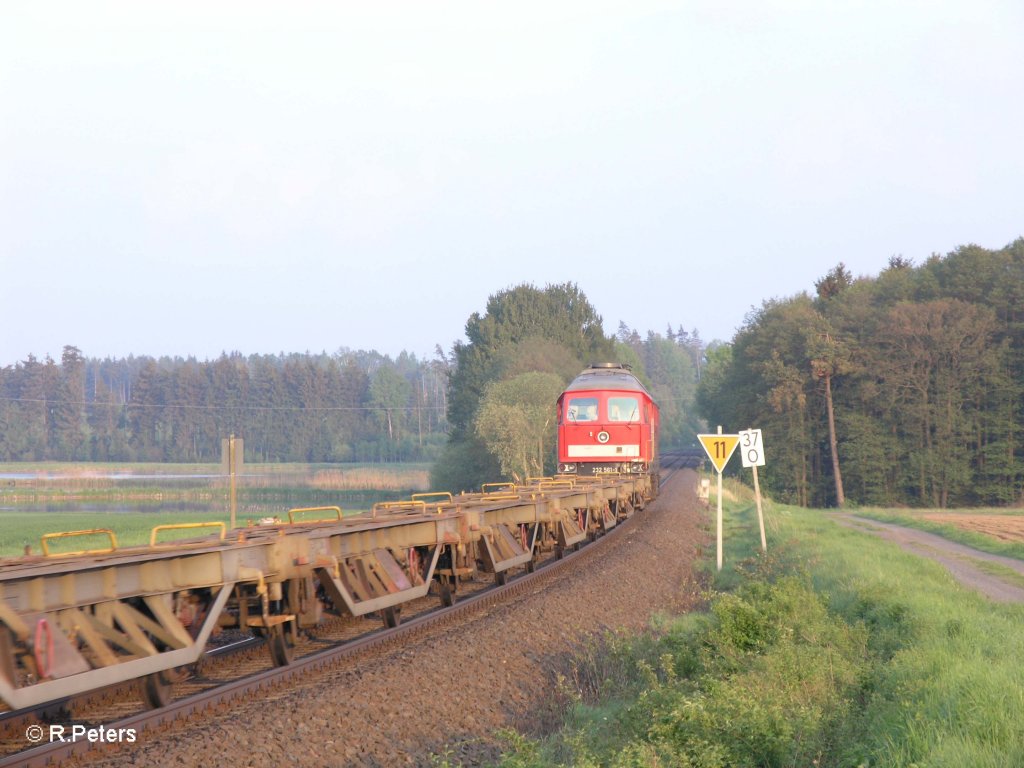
left=2, top=1, right=1022, bottom=366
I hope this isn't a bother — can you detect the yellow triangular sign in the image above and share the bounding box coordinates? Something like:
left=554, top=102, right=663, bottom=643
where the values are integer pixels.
left=698, top=433, right=740, bottom=473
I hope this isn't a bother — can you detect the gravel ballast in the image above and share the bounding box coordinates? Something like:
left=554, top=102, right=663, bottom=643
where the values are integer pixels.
left=77, top=469, right=707, bottom=767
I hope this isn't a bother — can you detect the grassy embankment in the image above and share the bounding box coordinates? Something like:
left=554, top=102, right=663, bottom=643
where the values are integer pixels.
left=0, top=462, right=430, bottom=557
left=490, top=480, right=1024, bottom=768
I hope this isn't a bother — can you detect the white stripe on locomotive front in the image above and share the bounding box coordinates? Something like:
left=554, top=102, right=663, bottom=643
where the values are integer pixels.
left=566, top=444, right=641, bottom=458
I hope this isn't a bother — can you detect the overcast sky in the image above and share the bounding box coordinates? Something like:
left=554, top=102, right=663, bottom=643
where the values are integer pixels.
left=2, top=1, right=1021, bottom=366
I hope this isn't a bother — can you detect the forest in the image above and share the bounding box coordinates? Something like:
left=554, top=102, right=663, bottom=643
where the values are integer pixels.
left=431, top=282, right=703, bottom=491
left=0, top=348, right=450, bottom=464
left=7, top=236, right=1023, bottom=510
left=698, top=239, right=1024, bottom=508
left=0, top=283, right=703, bottom=479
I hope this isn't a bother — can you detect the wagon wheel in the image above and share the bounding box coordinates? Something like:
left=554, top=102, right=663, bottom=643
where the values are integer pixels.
left=382, top=606, right=401, bottom=628
left=38, top=702, right=71, bottom=722
left=268, top=622, right=296, bottom=667
left=438, top=581, right=455, bottom=607
left=141, top=670, right=173, bottom=709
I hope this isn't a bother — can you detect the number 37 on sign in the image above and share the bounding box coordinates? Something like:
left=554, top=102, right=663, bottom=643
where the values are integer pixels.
left=739, top=429, right=766, bottom=468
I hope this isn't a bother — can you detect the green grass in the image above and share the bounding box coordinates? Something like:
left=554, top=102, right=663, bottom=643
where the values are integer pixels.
left=0, top=509, right=236, bottom=556
left=489, top=479, right=1024, bottom=768
left=0, top=504, right=390, bottom=557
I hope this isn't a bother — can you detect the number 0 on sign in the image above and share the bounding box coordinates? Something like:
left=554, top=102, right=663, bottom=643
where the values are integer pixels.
left=738, top=429, right=765, bottom=468
left=697, top=434, right=739, bottom=473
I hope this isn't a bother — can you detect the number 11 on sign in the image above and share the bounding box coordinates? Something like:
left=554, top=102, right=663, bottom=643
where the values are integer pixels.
left=698, top=428, right=739, bottom=571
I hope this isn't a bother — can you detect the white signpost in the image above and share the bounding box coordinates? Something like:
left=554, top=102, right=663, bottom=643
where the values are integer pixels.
left=738, top=428, right=767, bottom=552
left=698, top=426, right=739, bottom=571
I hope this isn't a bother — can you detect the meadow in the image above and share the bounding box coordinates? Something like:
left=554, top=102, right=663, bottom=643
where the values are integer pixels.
left=493, top=480, right=1024, bottom=767
left=0, top=461, right=431, bottom=557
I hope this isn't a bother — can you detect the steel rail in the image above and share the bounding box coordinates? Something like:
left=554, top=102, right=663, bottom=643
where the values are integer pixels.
left=0, top=459, right=698, bottom=768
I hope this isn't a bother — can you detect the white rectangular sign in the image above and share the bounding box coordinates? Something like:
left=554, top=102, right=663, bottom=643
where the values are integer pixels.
left=567, top=444, right=640, bottom=458
left=738, top=429, right=766, bottom=468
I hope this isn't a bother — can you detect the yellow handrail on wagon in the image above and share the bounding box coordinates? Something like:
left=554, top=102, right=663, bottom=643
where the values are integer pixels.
left=481, top=482, right=515, bottom=494
left=287, top=506, right=343, bottom=525
left=538, top=480, right=575, bottom=490
left=411, top=492, right=453, bottom=504
left=372, top=500, right=427, bottom=518
left=41, top=529, right=118, bottom=557
left=150, top=522, right=227, bottom=547
left=525, top=476, right=552, bottom=484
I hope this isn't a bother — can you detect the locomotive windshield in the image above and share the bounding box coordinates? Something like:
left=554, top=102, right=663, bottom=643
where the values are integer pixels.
left=566, top=397, right=599, bottom=422
left=608, top=396, right=640, bottom=422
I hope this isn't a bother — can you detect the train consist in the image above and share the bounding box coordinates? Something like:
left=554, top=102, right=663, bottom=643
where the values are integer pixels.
left=0, top=364, right=662, bottom=718
left=557, top=363, right=660, bottom=480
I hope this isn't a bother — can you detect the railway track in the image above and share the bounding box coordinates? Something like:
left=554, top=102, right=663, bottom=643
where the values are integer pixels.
left=0, top=453, right=702, bottom=767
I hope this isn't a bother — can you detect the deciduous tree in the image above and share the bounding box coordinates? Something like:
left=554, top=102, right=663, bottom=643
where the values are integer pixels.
left=474, top=372, right=565, bottom=482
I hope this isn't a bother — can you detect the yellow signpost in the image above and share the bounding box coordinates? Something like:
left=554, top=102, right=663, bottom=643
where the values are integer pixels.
left=698, top=432, right=739, bottom=473
left=698, top=427, right=739, bottom=571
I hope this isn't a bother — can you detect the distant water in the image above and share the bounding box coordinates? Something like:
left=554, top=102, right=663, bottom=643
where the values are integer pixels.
left=4, top=501, right=227, bottom=515
left=0, top=473, right=238, bottom=481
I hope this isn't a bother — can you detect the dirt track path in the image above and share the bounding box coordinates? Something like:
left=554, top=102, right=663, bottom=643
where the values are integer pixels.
left=833, top=514, right=1024, bottom=603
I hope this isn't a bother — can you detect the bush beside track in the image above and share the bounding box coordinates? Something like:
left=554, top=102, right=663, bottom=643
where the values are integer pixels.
left=492, top=480, right=1024, bottom=768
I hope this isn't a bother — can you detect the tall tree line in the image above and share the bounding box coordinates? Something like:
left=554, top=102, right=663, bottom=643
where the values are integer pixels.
left=615, top=322, right=705, bottom=450
left=0, top=348, right=449, bottom=463
left=433, top=281, right=704, bottom=490
left=697, top=239, right=1024, bottom=508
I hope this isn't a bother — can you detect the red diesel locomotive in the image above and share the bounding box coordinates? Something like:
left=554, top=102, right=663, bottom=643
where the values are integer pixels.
left=556, top=363, right=659, bottom=477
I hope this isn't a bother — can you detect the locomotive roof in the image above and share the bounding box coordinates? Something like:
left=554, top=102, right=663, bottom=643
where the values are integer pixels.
left=563, top=364, right=653, bottom=398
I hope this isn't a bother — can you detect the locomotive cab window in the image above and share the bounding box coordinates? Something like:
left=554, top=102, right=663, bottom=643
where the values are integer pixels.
left=567, top=397, right=599, bottom=422
left=608, top=396, right=640, bottom=422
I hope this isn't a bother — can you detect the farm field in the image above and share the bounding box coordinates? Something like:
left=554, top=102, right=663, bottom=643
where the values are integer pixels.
left=0, top=461, right=431, bottom=558
left=855, top=507, right=1024, bottom=561
left=922, top=512, right=1024, bottom=543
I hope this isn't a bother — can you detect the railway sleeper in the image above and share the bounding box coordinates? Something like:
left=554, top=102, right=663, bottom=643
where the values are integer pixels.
left=0, top=471, right=658, bottom=715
